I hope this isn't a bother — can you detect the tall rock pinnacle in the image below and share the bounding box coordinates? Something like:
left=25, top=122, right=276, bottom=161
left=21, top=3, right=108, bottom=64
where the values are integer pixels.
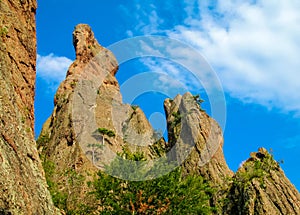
left=225, top=148, right=300, bottom=214
left=164, top=93, right=233, bottom=184
left=72, top=24, right=103, bottom=63
left=38, top=24, right=166, bottom=212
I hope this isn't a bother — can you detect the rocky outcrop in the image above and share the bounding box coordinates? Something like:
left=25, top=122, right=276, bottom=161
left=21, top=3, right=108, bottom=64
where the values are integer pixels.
left=37, top=24, right=113, bottom=211
left=38, top=24, right=167, bottom=212
left=0, top=0, right=59, bottom=214
left=224, top=148, right=300, bottom=214
left=164, top=93, right=233, bottom=184
left=37, top=24, right=300, bottom=214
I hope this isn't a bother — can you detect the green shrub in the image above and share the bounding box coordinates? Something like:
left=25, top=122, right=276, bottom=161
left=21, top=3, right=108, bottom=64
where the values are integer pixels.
left=131, top=105, right=139, bottom=111
left=36, top=133, right=50, bottom=147
left=87, top=148, right=215, bottom=214
left=0, top=26, right=8, bottom=37
left=193, top=94, right=204, bottom=109
left=171, top=111, right=181, bottom=127
left=42, top=160, right=67, bottom=210
left=98, top=127, right=115, bottom=138
left=90, top=167, right=215, bottom=214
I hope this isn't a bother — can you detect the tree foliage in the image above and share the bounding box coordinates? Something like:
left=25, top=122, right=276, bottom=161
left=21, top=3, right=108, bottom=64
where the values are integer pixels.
left=98, top=128, right=115, bottom=138
left=88, top=149, right=216, bottom=214
left=193, top=94, right=204, bottom=109
left=43, top=146, right=217, bottom=214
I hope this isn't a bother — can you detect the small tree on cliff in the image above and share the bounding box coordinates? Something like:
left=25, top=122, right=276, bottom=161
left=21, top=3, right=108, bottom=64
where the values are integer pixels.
left=97, top=128, right=115, bottom=145
left=87, top=143, right=102, bottom=164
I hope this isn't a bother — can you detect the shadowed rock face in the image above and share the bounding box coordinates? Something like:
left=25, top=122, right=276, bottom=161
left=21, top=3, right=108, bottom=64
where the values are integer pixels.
left=0, top=0, right=59, bottom=214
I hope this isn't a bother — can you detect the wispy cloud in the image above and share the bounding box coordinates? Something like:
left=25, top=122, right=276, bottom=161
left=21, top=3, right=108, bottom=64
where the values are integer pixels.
left=169, top=0, right=300, bottom=114
left=37, top=53, right=73, bottom=82
left=123, top=0, right=300, bottom=115
left=282, top=135, right=300, bottom=149
left=141, top=58, right=197, bottom=95
left=119, top=1, right=186, bottom=36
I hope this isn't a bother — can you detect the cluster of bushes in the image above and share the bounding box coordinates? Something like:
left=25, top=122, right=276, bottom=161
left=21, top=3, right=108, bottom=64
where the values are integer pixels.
left=88, top=148, right=216, bottom=214
left=43, top=146, right=217, bottom=214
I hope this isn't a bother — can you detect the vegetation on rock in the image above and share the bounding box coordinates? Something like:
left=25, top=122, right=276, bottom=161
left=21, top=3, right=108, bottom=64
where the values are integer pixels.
left=97, top=128, right=116, bottom=138
left=36, top=24, right=300, bottom=215
left=89, top=149, right=216, bottom=214
left=223, top=148, right=300, bottom=214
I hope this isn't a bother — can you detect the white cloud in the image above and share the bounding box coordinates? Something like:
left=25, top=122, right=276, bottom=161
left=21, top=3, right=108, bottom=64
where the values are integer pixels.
left=37, top=53, right=73, bottom=82
left=126, top=0, right=300, bottom=114
left=167, top=0, right=300, bottom=114
left=141, top=58, right=196, bottom=94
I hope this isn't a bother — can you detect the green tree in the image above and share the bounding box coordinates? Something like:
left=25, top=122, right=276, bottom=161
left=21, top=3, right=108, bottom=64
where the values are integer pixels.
left=88, top=148, right=216, bottom=214
left=87, top=143, right=103, bottom=164
left=97, top=128, right=115, bottom=145
left=193, top=94, right=204, bottom=108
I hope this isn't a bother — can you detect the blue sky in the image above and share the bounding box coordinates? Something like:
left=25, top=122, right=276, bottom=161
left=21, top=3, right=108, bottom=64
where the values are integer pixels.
left=35, top=0, right=300, bottom=189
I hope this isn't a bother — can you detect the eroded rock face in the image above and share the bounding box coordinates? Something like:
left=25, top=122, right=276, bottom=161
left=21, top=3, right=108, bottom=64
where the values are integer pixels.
left=164, top=92, right=233, bottom=184
left=38, top=24, right=300, bottom=214
left=0, top=0, right=59, bottom=214
left=38, top=24, right=166, bottom=211
left=225, top=148, right=300, bottom=215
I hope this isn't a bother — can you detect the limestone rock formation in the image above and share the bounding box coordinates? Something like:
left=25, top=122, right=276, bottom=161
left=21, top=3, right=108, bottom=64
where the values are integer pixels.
left=164, top=93, right=233, bottom=184
left=0, top=0, right=59, bottom=214
left=37, top=23, right=300, bottom=214
left=224, top=148, right=300, bottom=214
left=38, top=24, right=167, bottom=211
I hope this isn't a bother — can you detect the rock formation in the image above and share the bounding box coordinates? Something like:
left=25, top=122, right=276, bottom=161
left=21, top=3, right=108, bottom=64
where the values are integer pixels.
left=37, top=24, right=300, bottom=214
left=1, top=0, right=299, bottom=212
left=0, top=0, right=59, bottom=214
left=164, top=93, right=233, bottom=184
left=38, top=24, right=168, bottom=211
left=224, top=148, right=300, bottom=214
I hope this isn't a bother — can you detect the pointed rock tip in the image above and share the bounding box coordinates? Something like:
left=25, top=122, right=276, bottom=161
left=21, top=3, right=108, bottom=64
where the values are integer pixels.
left=72, top=24, right=102, bottom=60
left=183, top=92, right=193, bottom=97
left=250, top=147, right=269, bottom=160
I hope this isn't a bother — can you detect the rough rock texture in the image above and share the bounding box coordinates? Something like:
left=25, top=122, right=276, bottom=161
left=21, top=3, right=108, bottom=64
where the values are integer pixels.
left=164, top=93, right=233, bottom=184
left=38, top=24, right=166, bottom=211
left=225, top=148, right=300, bottom=215
left=38, top=24, right=300, bottom=214
left=0, top=0, right=59, bottom=214
left=38, top=24, right=111, bottom=211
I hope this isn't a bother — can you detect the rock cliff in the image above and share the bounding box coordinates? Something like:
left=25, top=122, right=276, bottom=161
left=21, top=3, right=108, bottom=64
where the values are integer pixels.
left=224, top=148, right=300, bottom=214
left=0, top=0, right=59, bottom=214
left=37, top=24, right=300, bottom=214
left=1, top=0, right=299, bottom=213
left=38, top=24, right=168, bottom=211
left=164, top=93, right=233, bottom=184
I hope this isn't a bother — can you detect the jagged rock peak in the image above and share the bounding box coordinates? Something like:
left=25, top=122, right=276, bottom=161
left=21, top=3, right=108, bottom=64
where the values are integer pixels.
left=225, top=148, right=300, bottom=214
left=72, top=24, right=103, bottom=62
left=38, top=22, right=166, bottom=211
left=164, top=92, right=233, bottom=184
left=64, top=24, right=118, bottom=84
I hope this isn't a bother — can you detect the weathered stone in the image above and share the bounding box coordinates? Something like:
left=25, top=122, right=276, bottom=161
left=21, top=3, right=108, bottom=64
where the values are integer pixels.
left=38, top=24, right=166, bottom=211
left=0, top=0, right=60, bottom=214
left=164, top=92, right=233, bottom=184
left=37, top=23, right=300, bottom=214
left=225, top=148, right=300, bottom=214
